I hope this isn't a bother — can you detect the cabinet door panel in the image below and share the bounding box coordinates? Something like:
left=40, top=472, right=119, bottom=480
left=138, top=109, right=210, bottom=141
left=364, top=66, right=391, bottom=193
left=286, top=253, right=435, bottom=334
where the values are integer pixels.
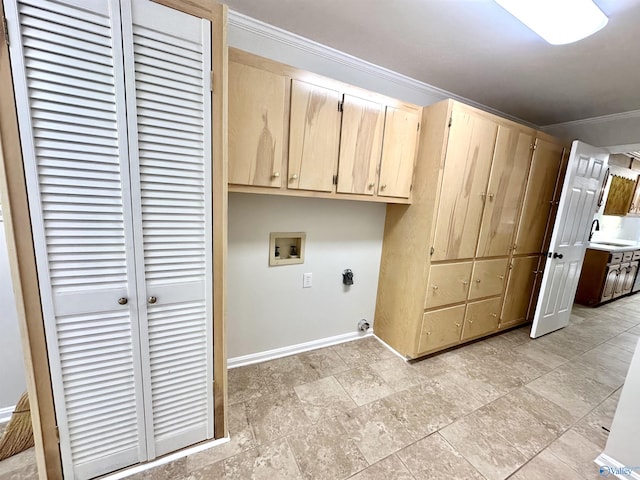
left=377, top=106, right=420, bottom=199
left=229, top=62, right=286, bottom=187
left=601, top=265, right=619, bottom=302
left=476, top=126, right=533, bottom=257
left=419, top=305, right=465, bottom=354
left=424, top=261, right=472, bottom=309
left=288, top=80, right=341, bottom=192
left=514, top=138, right=564, bottom=255
left=337, top=95, right=384, bottom=195
left=462, top=298, right=502, bottom=341
left=623, top=261, right=639, bottom=294
left=431, top=110, right=497, bottom=260
left=604, top=175, right=636, bottom=215
left=613, top=264, right=628, bottom=298
left=468, top=258, right=508, bottom=300
left=500, top=255, right=539, bottom=327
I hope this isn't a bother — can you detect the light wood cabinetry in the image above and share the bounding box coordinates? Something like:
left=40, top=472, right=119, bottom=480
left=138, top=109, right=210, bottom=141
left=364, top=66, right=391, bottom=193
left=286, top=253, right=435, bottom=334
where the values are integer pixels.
left=424, top=261, right=472, bottom=309
left=288, top=80, right=342, bottom=192
left=228, top=48, right=421, bottom=203
left=576, top=248, right=640, bottom=305
left=374, top=99, right=567, bottom=359
left=378, top=106, right=421, bottom=199
left=228, top=61, right=287, bottom=187
left=604, top=175, right=636, bottom=215
left=419, top=305, right=465, bottom=353
left=462, top=298, right=502, bottom=341
left=337, top=94, right=385, bottom=195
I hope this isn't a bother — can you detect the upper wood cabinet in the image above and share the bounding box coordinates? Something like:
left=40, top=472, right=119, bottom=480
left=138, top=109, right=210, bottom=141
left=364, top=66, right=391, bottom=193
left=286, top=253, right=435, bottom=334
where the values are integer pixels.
left=288, top=80, right=342, bottom=192
left=228, top=61, right=287, bottom=187
left=604, top=175, right=636, bottom=215
left=476, top=126, right=534, bottom=257
left=514, top=137, right=565, bottom=255
left=336, top=95, right=385, bottom=195
left=227, top=48, right=421, bottom=204
left=378, top=106, right=421, bottom=199
left=431, top=109, right=497, bottom=261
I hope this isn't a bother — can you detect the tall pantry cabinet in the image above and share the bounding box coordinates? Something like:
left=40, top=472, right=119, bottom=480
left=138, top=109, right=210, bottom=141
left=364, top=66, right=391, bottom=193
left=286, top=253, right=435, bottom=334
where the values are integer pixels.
left=5, top=0, right=223, bottom=478
left=375, top=100, right=567, bottom=359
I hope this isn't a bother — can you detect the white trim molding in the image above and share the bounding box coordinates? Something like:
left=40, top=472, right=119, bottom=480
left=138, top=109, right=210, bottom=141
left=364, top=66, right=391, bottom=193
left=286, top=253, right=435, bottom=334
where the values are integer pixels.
left=543, top=109, right=640, bottom=130
left=0, top=405, right=15, bottom=424
left=227, top=10, right=536, bottom=128
left=595, top=453, right=640, bottom=480
left=228, top=331, right=372, bottom=369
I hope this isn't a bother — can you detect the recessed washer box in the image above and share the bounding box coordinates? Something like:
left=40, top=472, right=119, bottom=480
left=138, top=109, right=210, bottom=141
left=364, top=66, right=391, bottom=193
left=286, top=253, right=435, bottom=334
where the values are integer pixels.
left=269, top=232, right=306, bottom=266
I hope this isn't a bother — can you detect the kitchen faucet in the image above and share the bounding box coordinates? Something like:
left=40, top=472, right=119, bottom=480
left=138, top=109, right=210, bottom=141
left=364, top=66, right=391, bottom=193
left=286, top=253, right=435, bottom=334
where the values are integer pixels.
left=589, top=219, right=600, bottom=241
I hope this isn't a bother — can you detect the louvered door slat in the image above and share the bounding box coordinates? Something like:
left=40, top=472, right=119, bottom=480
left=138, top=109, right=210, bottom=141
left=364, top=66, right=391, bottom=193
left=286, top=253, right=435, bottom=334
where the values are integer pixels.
left=122, top=0, right=213, bottom=458
left=6, top=0, right=147, bottom=478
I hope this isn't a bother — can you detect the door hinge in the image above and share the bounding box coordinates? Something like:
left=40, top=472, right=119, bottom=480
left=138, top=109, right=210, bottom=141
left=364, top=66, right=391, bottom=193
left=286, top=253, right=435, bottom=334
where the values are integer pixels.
left=338, top=100, right=343, bottom=112
left=430, top=246, right=434, bottom=255
left=332, top=174, right=338, bottom=185
left=2, top=16, right=9, bottom=46
left=210, top=71, right=214, bottom=93
left=448, top=116, right=452, bottom=127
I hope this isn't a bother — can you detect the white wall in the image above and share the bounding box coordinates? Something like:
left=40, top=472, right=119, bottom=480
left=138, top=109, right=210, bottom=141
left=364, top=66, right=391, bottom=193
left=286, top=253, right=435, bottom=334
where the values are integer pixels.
left=227, top=194, right=385, bottom=359
left=602, top=337, right=640, bottom=471
left=0, top=211, right=26, bottom=416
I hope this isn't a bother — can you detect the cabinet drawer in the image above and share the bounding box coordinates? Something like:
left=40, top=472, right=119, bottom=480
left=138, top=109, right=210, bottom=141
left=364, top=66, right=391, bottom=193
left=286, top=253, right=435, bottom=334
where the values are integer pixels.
left=609, top=253, right=623, bottom=264
left=462, top=298, right=502, bottom=341
left=468, top=258, right=509, bottom=300
left=419, top=305, right=465, bottom=354
left=633, top=250, right=640, bottom=261
left=623, top=251, right=634, bottom=262
left=425, top=262, right=472, bottom=309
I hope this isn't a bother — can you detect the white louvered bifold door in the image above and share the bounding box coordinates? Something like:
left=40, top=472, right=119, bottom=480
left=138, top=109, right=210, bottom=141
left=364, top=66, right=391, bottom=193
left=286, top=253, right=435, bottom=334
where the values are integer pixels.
left=120, top=0, right=214, bottom=457
left=5, top=0, right=148, bottom=478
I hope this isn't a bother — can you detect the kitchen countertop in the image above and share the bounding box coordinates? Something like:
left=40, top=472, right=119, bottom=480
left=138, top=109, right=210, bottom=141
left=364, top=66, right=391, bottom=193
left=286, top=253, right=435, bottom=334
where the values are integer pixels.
left=588, top=241, right=640, bottom=252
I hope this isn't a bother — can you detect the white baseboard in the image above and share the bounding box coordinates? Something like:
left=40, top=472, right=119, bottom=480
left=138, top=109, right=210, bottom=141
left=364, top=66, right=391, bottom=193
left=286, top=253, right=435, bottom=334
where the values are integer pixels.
left=595, top=453, right=640, bottom=479
left=373, top=334, right=411, bottom=362
left=0, top=405, right=16, bottom=424
left=228, top=331, right=372, bottom=369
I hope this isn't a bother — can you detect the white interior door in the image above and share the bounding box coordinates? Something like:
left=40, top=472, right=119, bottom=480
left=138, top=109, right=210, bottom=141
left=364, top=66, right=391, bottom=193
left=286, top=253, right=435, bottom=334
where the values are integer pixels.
left=120, top=0, right=214, bottom=458
left=5, top=0, right=148, bottom=478
left=531, top=141, right=609, bottom=338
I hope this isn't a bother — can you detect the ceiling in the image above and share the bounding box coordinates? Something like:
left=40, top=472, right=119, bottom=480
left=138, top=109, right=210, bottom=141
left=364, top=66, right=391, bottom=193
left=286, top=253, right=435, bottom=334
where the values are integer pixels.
left=223, top=0, right=640, bottom=127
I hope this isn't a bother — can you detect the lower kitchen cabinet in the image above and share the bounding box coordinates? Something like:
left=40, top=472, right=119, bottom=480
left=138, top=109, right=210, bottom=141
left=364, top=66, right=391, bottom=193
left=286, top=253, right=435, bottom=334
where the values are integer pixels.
left=576, top=248, right=640, bottom=306
left=462, top=297, right=502, bottom=341
left=419, top=305, right=465, bottom=354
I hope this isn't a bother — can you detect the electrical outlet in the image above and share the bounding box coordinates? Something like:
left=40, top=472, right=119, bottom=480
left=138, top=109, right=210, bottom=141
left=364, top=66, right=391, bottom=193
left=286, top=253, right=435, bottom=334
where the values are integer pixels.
left=303, top=272, right=312, bottom=288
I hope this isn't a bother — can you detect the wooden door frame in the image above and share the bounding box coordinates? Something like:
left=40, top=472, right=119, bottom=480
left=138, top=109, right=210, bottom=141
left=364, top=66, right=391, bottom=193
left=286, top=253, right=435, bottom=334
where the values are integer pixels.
left=0, top=1, right=227, bottom=478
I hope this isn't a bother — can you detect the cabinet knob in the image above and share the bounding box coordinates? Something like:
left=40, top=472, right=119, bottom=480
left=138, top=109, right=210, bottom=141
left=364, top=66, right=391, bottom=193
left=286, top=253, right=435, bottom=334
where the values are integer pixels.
left=148, top=296, right=157, bottom=304
left=469, top=319, right=474, bottom=324
left=432, top=285, right=439, bottom=290
left=368, top=183, right=375, bottom=189
left=491, top=313, right=498, bottom=318
left=273, top=172, right=280, bottom=178
left=455, top=323, right=461, bottom=328
left=118, top=297, right=128, bottom=305
left=498, top=274, right=504, bottom=280
left=475, top=279, right=481, bottom=283
left=488, top=193, right=495, bottom=200
left=380, top=184, right=387, bottom=189
left=426, top=331, right=431, bottom=336
left=461, top=280, right=469, bottom=285
left=480, top=192, right=486, bottom=200
left=290, top=174, right=298, bottom=180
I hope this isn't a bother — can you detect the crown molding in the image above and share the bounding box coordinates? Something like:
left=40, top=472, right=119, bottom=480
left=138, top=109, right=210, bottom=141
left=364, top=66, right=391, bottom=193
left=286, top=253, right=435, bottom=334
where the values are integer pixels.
left=227, top=10, right=536, bottom=128
left=543, top=108, right=640, bottom=129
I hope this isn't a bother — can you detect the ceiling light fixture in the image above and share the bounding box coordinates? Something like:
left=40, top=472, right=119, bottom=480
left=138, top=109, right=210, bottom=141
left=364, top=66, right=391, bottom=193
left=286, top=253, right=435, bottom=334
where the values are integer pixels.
left=494, top=0, right=608, bottom=45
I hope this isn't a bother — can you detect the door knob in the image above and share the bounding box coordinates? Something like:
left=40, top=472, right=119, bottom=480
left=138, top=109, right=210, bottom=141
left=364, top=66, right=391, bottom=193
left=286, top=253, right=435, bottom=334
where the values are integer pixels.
left=552, top=252, right=564, bottom=259
left=118, top=297, right=128, bottom=305
left=148, top=296, right=157, bottom=304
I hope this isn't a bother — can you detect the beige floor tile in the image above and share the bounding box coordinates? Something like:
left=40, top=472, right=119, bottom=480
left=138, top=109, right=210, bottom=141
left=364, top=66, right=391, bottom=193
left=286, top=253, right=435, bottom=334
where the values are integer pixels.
left=508, top=449, right=583, bottom=480
left=339, top=399, right=417, bottom=465
left=546, top=429, right=603, bottom=479
left=572, top=393, right=619, bottom=450
left=294, top=376, right=356, bottom=423
left=587, top=342, right=635, bottom=365
left=144, top=458, right=187, bottom=480
left=368, top=356, right=423, bottom=392
left=287, top=417, right=368, bottom=480
left=629, top=324, right=640, bottom=335
left=184, top=461, right=225, bottom=480
left=501, top=387, right=574, bottom=437
left=258, top=355, right=320, bottom=390
left=440, top=414, right=529, bottom=480
left=246, top=389, right=311, bottom=443
left=331, top=337, right=393, bottom=368
left=0, top=448, right=37, bottom=480
left=561, top=356, right=628, bottom=390
left=228, top=364, right=268, bottom=404
left=186, top=403, right=256, bottom=470
left=397, top=433, right=486, bottom=480
left=222, top=438, right=302, bottom=480
left=297, top=347, right=350, bottom=377
left=605, top=332, right=640, bottom=353
left=525, top=364, right=615, bottom=419
left=348, top=454, right=414, bottom=480
left=513, top=342, right=569, bottom=369
left=334, top=366, right=394, bottom=406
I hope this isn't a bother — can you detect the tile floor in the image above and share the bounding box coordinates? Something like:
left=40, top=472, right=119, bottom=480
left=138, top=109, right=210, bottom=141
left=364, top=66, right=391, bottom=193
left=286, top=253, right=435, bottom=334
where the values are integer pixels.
left=1, top=296, right=638, bottom=480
